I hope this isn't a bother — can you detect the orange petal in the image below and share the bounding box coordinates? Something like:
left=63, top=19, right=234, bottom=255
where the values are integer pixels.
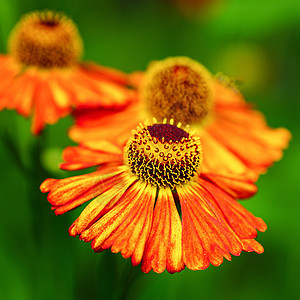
left=31, top=75, right=71, bottom=134
left=69, top=100, right=146, bottom=147
left=69, top=173, right=135, bottom=236
left=128, top=71, right=145, bottom=88
left=208, top=119, right=285, bottom=173
left=202, top=173, right=257, bottom=199
left=40, top=166, right=125, bottom=215
left=80, top=182, right=156, bottom=266
left=241, top=238, right=264, bottom=254
left=177, top=185, right=243, bottom=270
left=79, top=63, right=129, bottom=86
left=209, top=95, right=291, bottom=174
left=199, top=178, right=267, bottom=239
left=0, top=56, right=19, bottom=109
left=201, top=131, right=257, bottom=181
left=213, top=80, right=246, bottom=106
left=142, top=187, right=185, bottom=274
left=48, top=74, right=72, bottom=109
left=54, top=70, right=84, bottom=104
left=60, top=145, right=122, bottom=171
left=15, top=74, right=36, bottom=117
left=2, top=71, right=35, bottom=116
left=83, top=140, right=123, bottom=155
left=67, top=66, right=134, bottom=109
left=181, top=180, right=265, bottom=258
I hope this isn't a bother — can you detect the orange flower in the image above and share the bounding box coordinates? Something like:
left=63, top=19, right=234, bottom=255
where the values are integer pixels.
left=70, top=57, right=290, bottom=182
left=0, top=11, right=135, bottom=134
left=41, top=120, right=266, bottom=273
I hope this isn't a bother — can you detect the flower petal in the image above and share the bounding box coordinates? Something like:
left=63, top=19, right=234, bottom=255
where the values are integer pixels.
left=211, top=87, right=291, bottom=174
left=31, top=76, right=71, bottom=134
left=0, top=55, right=136, bottom=134
left=60, top=145, right=122, bottom=171
left=202, top=173, right=257, bottom=199
left=69, top=100, right=146, bottom=147
left=80, top=182, right=157, bottom=266
left=213, top=81, right=245, bottom=106
left=70, top=64, right=135, bottom=108
left=241, top=238, right=264, bottom=254
left=201, top=130, right=257, bottom=181
left=199, top=178, right=267, bottom=239
left=79, top=63, right=129, bottom=86
left=40, top=166, right=125, bottom=215
left=142, top=187, right=185, bottom=274
left=69, top=173, right=135, bottom=236
left=177, top=185, right=243, bottom=270
left=3, top=72, right=34, bottom=115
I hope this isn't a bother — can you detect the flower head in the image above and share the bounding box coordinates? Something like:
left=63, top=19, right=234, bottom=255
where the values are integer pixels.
left=70, top=56, right=290, bottom=182
left=41, top=120, right=266, bottom=274
left=0, top=10, right=135, bottom=134
left=125, top=120, right=202, bottom=188
left=8, top=10, right=82, bottom=68
left=142, top=57, right=213, bottom=126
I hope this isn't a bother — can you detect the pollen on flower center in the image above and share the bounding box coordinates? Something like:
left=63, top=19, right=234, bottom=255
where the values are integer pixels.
left=142, top=57, right=214, bottom=126
left=8, top=10, right=83, bottom=68
left=124, top=119, right=202, bottom=188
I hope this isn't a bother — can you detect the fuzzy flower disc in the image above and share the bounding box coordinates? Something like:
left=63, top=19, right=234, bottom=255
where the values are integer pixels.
left=8, top=10, right=83, bottom=68
left=142, top=57, right=213, bottom=126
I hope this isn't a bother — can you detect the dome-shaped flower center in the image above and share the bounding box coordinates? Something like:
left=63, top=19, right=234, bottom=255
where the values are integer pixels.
left=124, top=120, right=202, bottom=188
left=8, top=11, right=83, bottom=68
left=142, top=57, right=214, bottom=126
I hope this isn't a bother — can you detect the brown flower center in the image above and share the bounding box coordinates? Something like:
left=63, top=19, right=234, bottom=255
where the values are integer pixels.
left=8, top=10, right=83, bottom=68
left=142, top=57, right=214, bottom=126
left=124, top=120, right=202, bottom=188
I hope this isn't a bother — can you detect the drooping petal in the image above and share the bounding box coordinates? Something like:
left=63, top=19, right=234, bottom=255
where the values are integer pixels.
left=128, top=71, right=144, bottom=88
left=0, top=55, right=136, bottom=135
left=40, top=166, right=126, bottom=215
left=14, top=75, right=36, bottom=117
left=69, top=64, right=135, bottom=109
left=69, top=173, right=135, bottom=236
left=210, top=82, right=291, bottom=173
left=241, top=238, right=264, bottom=254
left=0, top=56, right=20, bottom=109
left=48, top=72, right=72, bottom=109
left=54, top=68, right=93, bottom=105
left=177, top=185, right=243, bottom=270
left=60, top=145, right=122, bottom=171
left=207, top=116, right=288, bottom=173
left=69, top=100, right=146, bottom=147
left=80, top=182, right=157, bottom=266
left=142, top=187, right=185, bottom=274
left=199, top=178, right=267, bottom=239
left=80, top=63, right=129, bottom=86
left=2, top=71, right=35, bottom=117
left=200, top=130, right=258, bottom=182
left=213, top=80, right=246, bottom=106
left=202, top=172, right=257, bottom=199
left=31, top=75, right=71, bottom=134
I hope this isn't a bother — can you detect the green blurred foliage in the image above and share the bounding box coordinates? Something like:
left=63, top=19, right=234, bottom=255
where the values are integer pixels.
left=0, top=0, right=299, bottom=299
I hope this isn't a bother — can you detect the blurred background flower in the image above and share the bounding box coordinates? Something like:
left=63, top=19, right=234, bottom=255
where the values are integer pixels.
left=0, top=0, right=299, bottom=299
left=0, top=10, right=134, bottom=134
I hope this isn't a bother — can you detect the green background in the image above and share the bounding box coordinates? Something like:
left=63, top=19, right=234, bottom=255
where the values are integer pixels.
left=0, top=0, right=299, bottom=299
